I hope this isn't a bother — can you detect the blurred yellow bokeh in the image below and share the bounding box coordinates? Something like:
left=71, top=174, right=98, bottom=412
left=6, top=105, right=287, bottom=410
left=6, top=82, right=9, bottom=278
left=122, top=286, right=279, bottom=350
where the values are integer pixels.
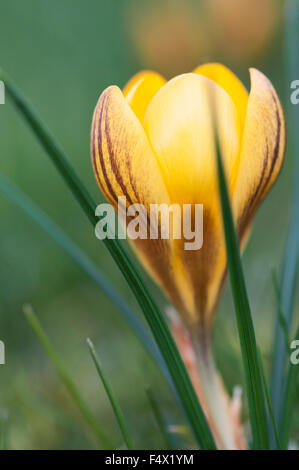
left=128, top=1, right=204, bottom=77
left=127, top=0, right=282, bottom=77
left=208, top=0, right=281, bottom=61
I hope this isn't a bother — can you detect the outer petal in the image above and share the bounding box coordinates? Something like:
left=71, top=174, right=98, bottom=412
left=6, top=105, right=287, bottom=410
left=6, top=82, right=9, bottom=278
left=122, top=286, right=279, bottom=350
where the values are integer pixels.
left=233, top=68, right=286, bottom=238
left=91, top=85, right=169, bottom=209
left=91, top=85, right=189, bottom=316
left=123, top=71, right=166, bottom=123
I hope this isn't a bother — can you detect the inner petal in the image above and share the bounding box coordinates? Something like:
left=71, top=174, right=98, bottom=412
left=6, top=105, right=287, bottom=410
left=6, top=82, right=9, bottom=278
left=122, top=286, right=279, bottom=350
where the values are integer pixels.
left=143, top=73, right=240, bottom=208
left=193, top=63, right=248, bottom=135
left=123, top=71, right=166, bottom=123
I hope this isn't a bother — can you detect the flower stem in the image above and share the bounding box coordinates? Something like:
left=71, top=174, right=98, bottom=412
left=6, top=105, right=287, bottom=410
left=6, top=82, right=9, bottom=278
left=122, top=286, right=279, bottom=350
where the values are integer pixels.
left=194, top=342, right=244, bottom=450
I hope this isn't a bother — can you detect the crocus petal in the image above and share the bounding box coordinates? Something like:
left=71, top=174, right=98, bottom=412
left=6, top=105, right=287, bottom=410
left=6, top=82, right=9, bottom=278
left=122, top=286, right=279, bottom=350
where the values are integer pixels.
left=193, top=64, right=249, bottom=193
left=143, top=73, right=241, bottom=327
left=91, top=84, right=189, bottom=317
left=123, top=70, right=166, bottom=123
left=193, top=63, right=248, bottom=134
left=143, top=73, right=240, bottom=208
left=233, top=68, right=286, bottom=238
left=91, top=85, right=168, bottom=209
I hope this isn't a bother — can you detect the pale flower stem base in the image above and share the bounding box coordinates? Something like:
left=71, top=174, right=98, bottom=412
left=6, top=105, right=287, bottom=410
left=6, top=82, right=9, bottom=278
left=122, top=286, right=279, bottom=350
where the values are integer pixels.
left=168, top=308, right=246, bottom=450
left=194, top=344, right=245, bottom=450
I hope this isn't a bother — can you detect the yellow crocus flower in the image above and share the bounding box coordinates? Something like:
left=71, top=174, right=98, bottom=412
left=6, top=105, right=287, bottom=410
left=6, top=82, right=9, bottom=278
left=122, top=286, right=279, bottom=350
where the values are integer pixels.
left=91, top=63, right=285, bottom=449
left=91, top=63, right=285, bottom=331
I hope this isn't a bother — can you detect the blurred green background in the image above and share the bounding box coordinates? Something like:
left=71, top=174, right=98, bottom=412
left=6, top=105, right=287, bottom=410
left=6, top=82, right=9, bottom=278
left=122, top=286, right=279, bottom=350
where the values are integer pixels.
left=0, top=0, right=297, bottom=449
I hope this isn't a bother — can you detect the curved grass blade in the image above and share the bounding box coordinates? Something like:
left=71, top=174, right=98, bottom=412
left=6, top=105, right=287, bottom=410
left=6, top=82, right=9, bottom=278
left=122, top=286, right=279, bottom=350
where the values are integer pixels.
left=271, top=0, right=299, bottom=439
left=257, top=348, right=281, bottom=450
left=87, top=339, right=134, bottom=450
left=145, top=386, right=172, bottom=450
left=4, top=72, right=216, bottom=449
left=0, top=174, right=170, bottom=386
left=23, top=304, right=113, bottom=449
left=280, top=324, right=299, bottom=449
left=271, top=270, right=290, bottom=350
left=216, top=139, right=269, bottom=449
left=0, top=410, right=8, bottom=450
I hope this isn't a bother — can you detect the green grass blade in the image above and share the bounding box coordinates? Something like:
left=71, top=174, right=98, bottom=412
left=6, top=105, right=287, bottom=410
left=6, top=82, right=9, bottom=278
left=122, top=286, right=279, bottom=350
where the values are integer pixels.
left=145, top=386, right=172, bottom=450
left=23, top=304, right=113, bottom=448
left=0, top=174, right=170, bottom=386
left=257, top=348, right=281, bottom=449
left=216, top=140, right=269, bottom=449
left=4, top=73, right=216, bottom=449
left=271, top=0, right=299, bottom=437
left=87, top=339, right=134, bottom=450
left=271, top=270, right=290, bottom=350
left=0, top=410, right=8, bottom=450
left=280, top=325, right=299, bottom=449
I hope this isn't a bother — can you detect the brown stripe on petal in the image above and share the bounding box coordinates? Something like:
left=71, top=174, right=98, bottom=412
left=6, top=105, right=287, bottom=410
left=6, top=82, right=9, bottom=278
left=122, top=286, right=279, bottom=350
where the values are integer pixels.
left=92, top=93, right=107, bottom=190
left=92, top=89, right=152, bottom=232
left=259, top=90, right=283, bottom=200
left=237, top=87, right=284, bottom=236
left=247, top=141, right=268, bottom=215
left=125, top=149, right=151, bottom=228
left=104, top=96, right=134, bottom=207
left=92, top=91, right=107, bottom=173
left=249, top=91, right=283, bottom=215
left=91, top=97, right=115, bottom=205
left=127, top=156, right=140, bottom=204
left=94, top=93, right=119, bottom=205
left=237, top=146, right=268, bottom=236
left=104, top=98, right=151, bottom=229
